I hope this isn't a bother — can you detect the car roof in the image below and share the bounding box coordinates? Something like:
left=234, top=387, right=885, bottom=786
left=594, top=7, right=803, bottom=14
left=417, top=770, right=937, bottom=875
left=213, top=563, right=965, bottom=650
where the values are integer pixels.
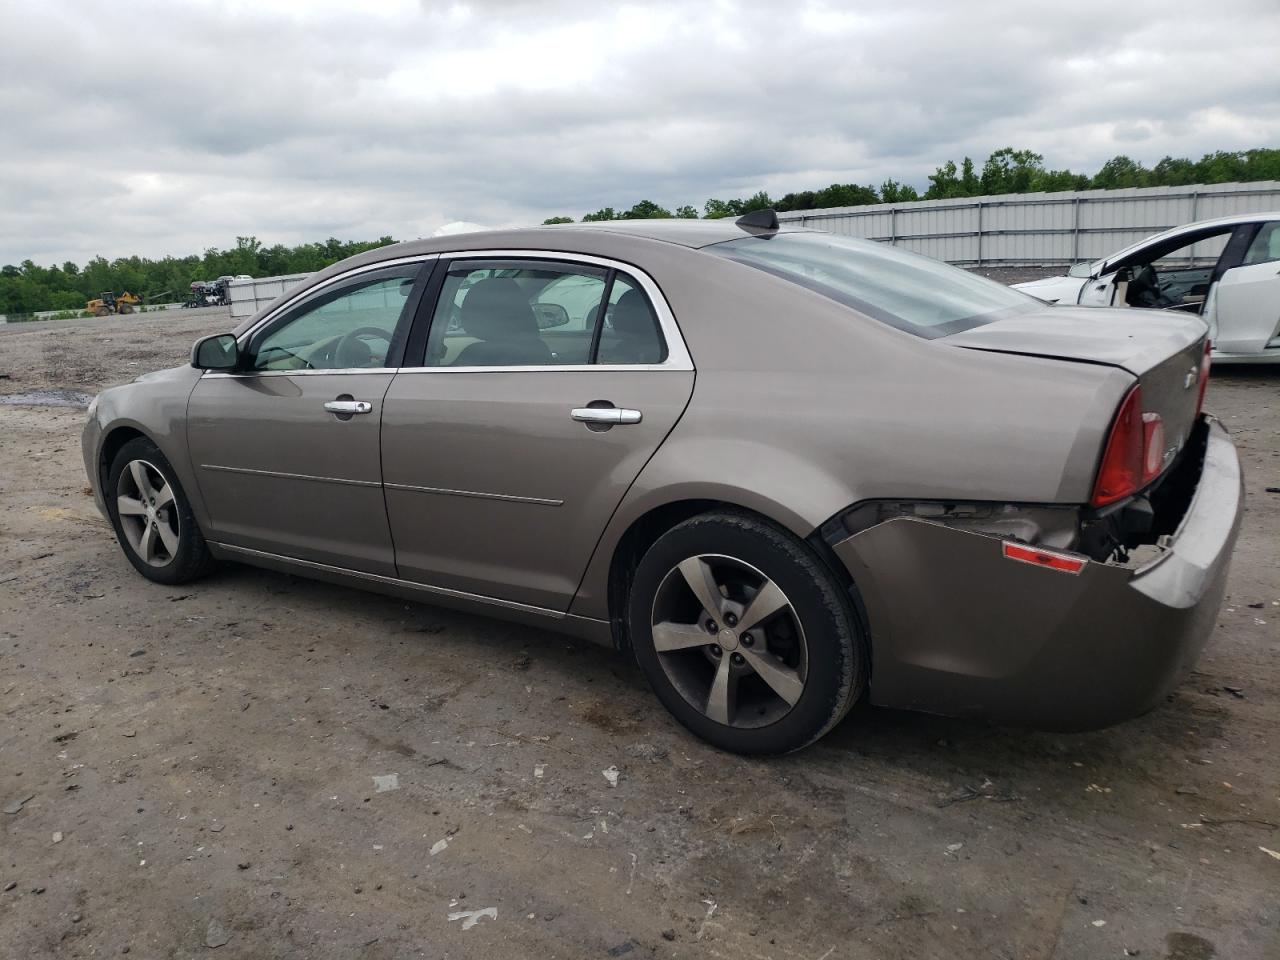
left=540, top=218, right=810, bottom=248
left=1097, top=210, right=1280, bottom=269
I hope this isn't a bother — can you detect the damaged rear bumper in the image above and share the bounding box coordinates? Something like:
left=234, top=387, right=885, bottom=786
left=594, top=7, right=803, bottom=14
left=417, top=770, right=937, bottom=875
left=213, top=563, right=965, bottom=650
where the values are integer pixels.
left=833, top=417, right=1244, bottom=731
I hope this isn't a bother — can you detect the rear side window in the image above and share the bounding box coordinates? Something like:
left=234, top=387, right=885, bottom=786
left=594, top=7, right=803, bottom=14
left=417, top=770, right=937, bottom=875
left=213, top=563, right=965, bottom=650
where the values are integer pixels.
left=709, top=233, right=1038, bottom=338
left=598, top=275, right=667, bottom=365
left=1243, top=222, right=1280, bottom=265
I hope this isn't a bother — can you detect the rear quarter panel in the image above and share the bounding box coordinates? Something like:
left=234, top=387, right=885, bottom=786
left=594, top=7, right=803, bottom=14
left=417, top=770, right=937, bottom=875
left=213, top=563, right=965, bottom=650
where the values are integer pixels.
left=568, top=250, right=1134, bottom=621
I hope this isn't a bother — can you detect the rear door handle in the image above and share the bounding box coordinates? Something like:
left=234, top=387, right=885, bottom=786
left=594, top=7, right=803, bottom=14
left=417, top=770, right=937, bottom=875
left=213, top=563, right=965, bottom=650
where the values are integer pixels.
left=571, top=407, right=642, bottom=425
left=324, top=400, right=372, bottom=415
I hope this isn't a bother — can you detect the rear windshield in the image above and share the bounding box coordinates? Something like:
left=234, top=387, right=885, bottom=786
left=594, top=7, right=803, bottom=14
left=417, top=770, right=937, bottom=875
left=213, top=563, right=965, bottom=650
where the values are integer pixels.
left=709, top=232, right=1038, bottom=338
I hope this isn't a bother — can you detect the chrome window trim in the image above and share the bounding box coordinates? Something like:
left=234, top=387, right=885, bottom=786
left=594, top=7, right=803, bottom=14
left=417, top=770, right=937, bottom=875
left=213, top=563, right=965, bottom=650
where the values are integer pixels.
left=202, top=363, right=691, bottom=378
left=405, top=248, right=693, bottom=372
left=234, top=253, right=440, bottom=347
left=210, top=248, right=693, bottom=378
left=203, top=367, right=397, bottom=378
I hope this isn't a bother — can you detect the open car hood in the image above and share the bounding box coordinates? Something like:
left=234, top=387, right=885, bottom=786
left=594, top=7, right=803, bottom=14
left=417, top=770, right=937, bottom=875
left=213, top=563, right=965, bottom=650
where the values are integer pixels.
left=942, top=305, right=1207, bottom=376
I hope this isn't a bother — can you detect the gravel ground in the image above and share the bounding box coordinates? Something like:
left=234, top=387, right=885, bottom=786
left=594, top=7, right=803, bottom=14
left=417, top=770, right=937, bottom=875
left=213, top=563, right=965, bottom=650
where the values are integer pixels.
left=1, top=306, right=1278, bottom=959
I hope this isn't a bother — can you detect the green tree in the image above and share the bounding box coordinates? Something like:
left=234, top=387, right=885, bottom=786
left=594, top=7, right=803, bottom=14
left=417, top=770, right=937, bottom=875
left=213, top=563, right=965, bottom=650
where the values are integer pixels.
left=542, top=216, right=574, bottom=224
left=675, top=205, right=700, bottom=219
left=1091, top=155, right=1149, bottom=189
left=878, top=179, right=919, bottom=203
left=620, top=200, right=673, bottom=219
left=581, top=207, right=617, bottom=222
left=703, top=198, right=744, bottom=218
left=980, top=148, right=1045, bottom=194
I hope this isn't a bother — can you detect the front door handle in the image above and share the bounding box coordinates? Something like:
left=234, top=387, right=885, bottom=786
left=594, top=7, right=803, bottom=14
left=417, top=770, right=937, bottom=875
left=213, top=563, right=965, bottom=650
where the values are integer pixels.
left=324, top=400, right=372, bottom=415
left=571, top=407, right=642, bottom=425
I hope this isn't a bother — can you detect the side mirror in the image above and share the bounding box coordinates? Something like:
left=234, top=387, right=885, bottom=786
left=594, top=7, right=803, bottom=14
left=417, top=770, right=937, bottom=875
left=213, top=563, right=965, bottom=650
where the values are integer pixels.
left=1067, top=262, right=1095, bottom=279
left=191, top=333, right=240, bottom=370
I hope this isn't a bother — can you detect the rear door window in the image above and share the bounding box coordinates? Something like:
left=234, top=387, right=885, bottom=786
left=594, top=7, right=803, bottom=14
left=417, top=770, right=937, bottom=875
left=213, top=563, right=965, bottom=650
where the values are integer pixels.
left=423, top=259, right=666, bottom=366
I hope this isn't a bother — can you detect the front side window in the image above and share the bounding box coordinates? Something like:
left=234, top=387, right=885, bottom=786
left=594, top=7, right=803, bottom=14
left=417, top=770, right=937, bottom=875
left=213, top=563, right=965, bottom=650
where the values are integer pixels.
left=425, top=260, right=665, bottom=366
left=709, top=233, right=1037, bottom=338
left=252, top=270, right=420, bottom=371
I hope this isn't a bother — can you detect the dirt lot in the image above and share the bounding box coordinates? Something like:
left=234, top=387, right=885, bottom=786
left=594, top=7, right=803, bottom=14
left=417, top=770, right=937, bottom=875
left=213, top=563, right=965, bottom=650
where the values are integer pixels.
left=1, top=307, right=1278, bottom=960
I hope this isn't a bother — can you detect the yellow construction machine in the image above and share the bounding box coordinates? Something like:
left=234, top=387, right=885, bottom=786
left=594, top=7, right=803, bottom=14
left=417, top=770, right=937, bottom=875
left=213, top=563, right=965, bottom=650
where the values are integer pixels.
left=85, top=291, right=141, bottom=317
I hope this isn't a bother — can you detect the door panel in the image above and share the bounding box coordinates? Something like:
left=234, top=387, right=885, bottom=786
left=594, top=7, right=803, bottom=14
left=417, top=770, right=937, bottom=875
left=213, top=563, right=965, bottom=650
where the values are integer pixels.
left=1078, top=272, right=1117, bottom=306
left=381, top=370, right=694, bottom=610
left=187, top=372, right=399, bottom=574
left=1213, top=261, right=1280, bottom=354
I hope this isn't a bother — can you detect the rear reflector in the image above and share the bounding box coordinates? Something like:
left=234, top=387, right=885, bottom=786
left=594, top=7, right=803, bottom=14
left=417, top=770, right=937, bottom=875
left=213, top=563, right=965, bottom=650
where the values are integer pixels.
left=1002, top=541, right=1087, bottom=574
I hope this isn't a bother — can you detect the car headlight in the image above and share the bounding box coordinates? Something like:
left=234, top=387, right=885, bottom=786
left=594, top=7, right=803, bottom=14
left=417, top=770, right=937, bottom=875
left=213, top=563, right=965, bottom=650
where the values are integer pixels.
left=86, top=394, right=99, bottom=418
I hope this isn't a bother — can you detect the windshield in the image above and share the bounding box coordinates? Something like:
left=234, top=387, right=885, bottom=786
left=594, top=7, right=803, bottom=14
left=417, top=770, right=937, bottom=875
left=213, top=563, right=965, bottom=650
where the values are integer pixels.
left=709, top=232, right=1039, bottom=338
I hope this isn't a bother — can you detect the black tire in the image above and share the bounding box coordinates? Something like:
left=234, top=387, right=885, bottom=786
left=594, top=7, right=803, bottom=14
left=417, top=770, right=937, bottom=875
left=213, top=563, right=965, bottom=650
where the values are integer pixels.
left=106, top=436, right=214, bottom=585
left=628, top=510, right=865, bottom=754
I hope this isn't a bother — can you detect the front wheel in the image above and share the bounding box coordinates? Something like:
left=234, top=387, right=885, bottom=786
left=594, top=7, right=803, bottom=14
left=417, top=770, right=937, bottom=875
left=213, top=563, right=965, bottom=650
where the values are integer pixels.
left=106, top=437, right=214, bottom=585
left=628, top=511, right=866, bottom=754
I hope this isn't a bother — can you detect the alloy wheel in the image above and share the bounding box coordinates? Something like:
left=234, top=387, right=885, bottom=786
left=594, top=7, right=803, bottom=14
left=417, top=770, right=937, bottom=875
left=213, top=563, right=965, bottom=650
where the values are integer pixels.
left=115, top=459, right=181, bottom=567
left=649, top=554, right=808, bottom=728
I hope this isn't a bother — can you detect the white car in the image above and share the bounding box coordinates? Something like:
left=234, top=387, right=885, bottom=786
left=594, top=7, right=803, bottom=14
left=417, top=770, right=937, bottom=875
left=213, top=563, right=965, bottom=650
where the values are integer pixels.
left=1015, top=213, right=1280, bottom=364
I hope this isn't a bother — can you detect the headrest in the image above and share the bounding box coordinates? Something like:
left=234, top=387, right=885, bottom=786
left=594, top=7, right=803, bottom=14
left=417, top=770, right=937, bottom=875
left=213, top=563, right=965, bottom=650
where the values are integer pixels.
left=460, top=278, right=538, bottom=340
left=610, top=289, right=655, bottom=337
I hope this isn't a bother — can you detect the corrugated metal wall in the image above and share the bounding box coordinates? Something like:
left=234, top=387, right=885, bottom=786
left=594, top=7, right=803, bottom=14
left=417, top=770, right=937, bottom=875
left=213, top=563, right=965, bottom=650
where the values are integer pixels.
left=227, top=273, right=311, bottom=319
left=776, top=181, right=1280, bottom=265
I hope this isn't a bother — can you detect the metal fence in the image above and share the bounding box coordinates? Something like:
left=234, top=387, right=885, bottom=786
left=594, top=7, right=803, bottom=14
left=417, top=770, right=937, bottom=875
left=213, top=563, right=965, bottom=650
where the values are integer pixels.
left=775, top=181, right=1280, bottom=266
left=227, top=273, right=311, bottom=319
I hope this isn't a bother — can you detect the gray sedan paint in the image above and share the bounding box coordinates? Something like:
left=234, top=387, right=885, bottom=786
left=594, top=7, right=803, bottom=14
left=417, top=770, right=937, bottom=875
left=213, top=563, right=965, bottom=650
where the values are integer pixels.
left=833, top=418, right=1242, bottom=730
left=381, top=368, right=693, bottom=611
left=84, top=218, right=1242, bottom=733
left=185, top=372, right=399, bottom=575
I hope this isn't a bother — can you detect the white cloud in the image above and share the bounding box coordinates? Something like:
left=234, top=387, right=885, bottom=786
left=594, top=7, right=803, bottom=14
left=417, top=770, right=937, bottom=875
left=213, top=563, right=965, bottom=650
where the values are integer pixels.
left=1, top=0, right=1278, bottom=264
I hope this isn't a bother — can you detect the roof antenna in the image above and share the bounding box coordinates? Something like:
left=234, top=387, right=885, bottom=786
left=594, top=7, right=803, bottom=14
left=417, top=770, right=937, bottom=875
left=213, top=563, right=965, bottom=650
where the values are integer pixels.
left=735, top=208, right=779, bottom=232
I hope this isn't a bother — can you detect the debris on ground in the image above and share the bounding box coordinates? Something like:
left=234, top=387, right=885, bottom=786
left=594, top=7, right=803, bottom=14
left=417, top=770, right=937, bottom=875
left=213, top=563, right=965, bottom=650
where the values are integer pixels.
left=624, top=743, right=669, bottom=764
left=602, top=765, right=620, bottom=788
left=372, top=774, right=400, bottom=793
left=3, top=794, right=35, bottom=815
left=447, top=907, right=497, bottom=930
left=936, top=780, right=1022, bottom=806
left=205, top=919, right=231, bottom=948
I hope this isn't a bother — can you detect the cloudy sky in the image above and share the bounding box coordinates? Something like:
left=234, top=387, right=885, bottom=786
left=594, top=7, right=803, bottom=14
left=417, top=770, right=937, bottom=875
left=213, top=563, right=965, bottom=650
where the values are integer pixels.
left=2, top=0, right=1278, bottom=266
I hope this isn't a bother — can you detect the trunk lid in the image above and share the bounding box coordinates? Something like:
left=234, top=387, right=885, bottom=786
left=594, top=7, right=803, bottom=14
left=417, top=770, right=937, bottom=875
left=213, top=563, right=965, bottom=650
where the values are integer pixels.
left=945, top=305, right=1209, bottom=485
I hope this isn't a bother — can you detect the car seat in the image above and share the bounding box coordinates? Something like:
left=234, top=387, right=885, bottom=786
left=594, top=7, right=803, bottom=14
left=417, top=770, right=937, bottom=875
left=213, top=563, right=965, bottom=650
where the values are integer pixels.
left=598, top=289, right=664, bottom=364
left=452, top=278, right=552, bottom=366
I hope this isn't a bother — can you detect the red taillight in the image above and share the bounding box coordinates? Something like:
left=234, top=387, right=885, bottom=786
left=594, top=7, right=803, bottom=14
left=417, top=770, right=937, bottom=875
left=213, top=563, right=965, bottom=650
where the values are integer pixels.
left=1002, top=541, right=1087, bottom=574
left=1196, top=340, right=1211, bottom=415
left=1091, top=386, right=1165, bottom=507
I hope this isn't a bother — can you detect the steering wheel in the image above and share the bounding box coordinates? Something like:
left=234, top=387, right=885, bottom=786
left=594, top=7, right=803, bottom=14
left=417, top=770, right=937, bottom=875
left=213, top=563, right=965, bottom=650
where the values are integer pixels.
left=334, top=326, right=392, bottom=368
left=1127, top=264, right=1169, bottom=308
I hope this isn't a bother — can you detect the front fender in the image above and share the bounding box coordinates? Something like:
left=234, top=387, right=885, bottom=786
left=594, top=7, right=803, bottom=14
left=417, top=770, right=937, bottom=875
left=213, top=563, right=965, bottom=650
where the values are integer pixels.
left=83, top=366, right=207, bottom=528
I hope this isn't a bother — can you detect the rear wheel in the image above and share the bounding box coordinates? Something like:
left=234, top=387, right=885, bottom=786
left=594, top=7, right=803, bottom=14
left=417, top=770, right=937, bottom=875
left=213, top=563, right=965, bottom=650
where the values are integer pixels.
left=628, top=510, right=865, bottom=754
left=106, top=437, right=214, bottom=584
